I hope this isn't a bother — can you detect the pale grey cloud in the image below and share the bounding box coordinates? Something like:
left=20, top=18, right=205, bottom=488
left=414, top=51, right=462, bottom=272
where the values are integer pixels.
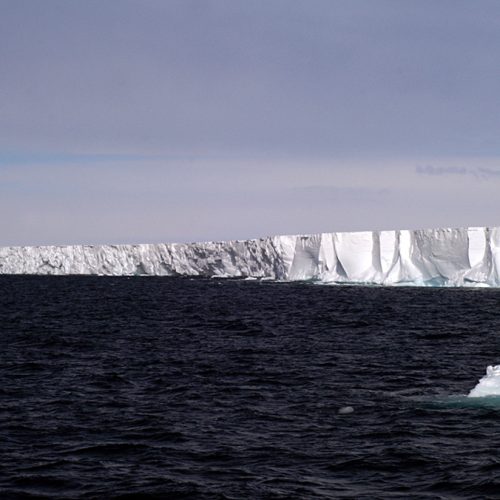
left=416, top=165, right=468, bottom=176
left=416, top=165, right=500, bottom=179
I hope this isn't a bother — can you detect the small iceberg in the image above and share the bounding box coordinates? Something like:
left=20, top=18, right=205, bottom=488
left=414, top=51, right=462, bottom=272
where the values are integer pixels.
left=468, top=365, right=500, bottom=397
left=338, top=406, right=354, bottom=415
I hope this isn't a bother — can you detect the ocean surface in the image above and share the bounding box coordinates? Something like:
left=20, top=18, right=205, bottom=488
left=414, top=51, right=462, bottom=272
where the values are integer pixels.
left=2, top=276, right=500, bottom=499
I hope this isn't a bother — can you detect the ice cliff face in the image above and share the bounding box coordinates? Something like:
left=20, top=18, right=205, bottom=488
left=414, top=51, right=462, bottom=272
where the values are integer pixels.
left=1, top=226, right=500, bottom=286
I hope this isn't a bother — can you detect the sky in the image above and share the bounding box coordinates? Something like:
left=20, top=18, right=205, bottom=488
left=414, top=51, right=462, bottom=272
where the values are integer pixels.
left=1, top=0, right=500, bottom=246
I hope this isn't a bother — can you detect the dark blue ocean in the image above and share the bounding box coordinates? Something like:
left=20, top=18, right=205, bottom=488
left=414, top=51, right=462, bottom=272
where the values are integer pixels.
left=2, top=276, right=500, bottom=499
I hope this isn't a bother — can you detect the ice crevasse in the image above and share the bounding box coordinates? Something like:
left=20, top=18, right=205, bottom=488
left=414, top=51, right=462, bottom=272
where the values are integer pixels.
left=2, top=226, right=500, bottom=286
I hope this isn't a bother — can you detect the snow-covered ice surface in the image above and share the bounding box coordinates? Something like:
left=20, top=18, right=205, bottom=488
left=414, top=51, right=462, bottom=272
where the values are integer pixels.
left=468, top=366, right=500, bottom=397
left=2, top=226, right=500, bottom=286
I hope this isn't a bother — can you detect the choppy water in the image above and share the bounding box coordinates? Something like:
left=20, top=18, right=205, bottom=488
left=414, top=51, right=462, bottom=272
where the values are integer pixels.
left=2, top=277, right=500, bottom=499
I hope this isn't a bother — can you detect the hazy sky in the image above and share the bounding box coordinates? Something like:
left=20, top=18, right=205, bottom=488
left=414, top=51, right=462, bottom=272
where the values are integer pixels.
left=1, top=0, right=500, bottom=246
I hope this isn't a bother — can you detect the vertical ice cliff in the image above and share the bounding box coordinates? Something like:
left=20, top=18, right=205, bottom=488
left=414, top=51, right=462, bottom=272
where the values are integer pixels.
left=1, top=226, right=500, bottom=286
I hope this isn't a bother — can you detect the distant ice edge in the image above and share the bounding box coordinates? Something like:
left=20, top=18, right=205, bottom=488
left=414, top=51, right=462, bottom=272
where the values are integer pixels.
left=2, top=226, right=500, bottom=286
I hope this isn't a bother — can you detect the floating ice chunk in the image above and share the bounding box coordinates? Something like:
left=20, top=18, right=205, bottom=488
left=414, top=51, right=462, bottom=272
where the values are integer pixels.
left=468, top=365, right=500, bottom=397
left=338, top=406, right=354, bottom=414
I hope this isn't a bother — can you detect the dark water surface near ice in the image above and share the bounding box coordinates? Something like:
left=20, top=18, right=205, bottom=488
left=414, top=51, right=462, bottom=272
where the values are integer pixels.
left=2, top=277, right=500, bottom=499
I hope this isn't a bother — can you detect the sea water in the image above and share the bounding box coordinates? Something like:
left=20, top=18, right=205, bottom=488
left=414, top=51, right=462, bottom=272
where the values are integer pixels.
left=2, top=276, right=500, bottom=498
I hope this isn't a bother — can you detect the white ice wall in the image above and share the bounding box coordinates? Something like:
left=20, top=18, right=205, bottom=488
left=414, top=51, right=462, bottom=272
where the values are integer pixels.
left=2, top=226, right=500, bottom=286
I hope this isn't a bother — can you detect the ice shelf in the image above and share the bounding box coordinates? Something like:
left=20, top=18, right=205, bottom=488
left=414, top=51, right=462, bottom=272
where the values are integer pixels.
left=1, top=226, right=500, bottom=286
